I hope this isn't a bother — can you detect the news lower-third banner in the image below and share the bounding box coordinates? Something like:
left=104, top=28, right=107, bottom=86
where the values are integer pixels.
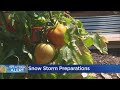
left=0, top=64, right=120, bottom=73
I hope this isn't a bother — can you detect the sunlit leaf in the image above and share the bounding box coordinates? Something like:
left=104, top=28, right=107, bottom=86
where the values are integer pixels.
left=76, top=20, right=83, bottom=28
left=73, top=35, right=93, bottom=64
left=72, top=49, right=82, bottom=64
left=28, top=53, right=32, bottom=60
left=83, top=36, right=94, bottom=47
left=61, top=46, right=72, bottom=62
left=64, top=30, right=70, bottom=45
left=93, top=33, right=108, bottom=54
left=101, top=36, right=109, bottom=43
left=79, top=51, right=93, bottom=64
left=79, top=28, right=88, bottom=35
left=63, top=17, right=71, bottom=24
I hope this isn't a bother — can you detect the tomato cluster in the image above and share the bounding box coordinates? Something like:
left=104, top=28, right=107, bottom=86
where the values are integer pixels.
left=34, top=23, right=67, bottom=64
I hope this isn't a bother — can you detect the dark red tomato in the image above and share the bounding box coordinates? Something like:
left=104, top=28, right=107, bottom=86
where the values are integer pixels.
left=32, top=26, right=43, bottom=31
left=31, top=30, right=38, bottom=43
left=31, top=26, right=43, bottom=43
left=6, top=23, right=16, bottom=32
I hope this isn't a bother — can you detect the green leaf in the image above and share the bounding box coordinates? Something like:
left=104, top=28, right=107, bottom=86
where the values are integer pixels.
left=0, top=11, right=7, bottom=25
left=93, top=33, right=101, bottom=51
left=93, top=33, right=108, bottom=54
left=65, top=73, right=82, bottom=79
left=54, top=48, right=72, bottom=64
left=64, top=31, right=70, bottom=45
left=73, top=36, right=93, bottom=64
left=80, top=51, right=93, bottom=64
left=4, top=50, right=15, bottom=60
left=79, top=28, right=88, bottom=35
left=23, top=46, right=33, bottom=60
left=55, top=48, right=68, bottom=64
left=28, top=53, right=32, bottom=60
left=83, top=36, right=94, bottom=47
left=39, top=73, right=57, bottom=79
left=72, top=50, right=82, bottom=64
left=100, top=38, right=108, bottom=54
left=0, top=43, right=4, bottom=59
left=2, top=55, right=19, bottom=64
left=63, top=17, right=71, bottom=24
left=0, top=44, right=8, bottom=63
left=61, top=46, right=72, bottom=62
left=64, top=26, right=76, bottom=45
left=76, top=20, right=83, bottom=28
left=11, top=19, right=15, bottom=26
left=50, top=73, right=57, bottom=79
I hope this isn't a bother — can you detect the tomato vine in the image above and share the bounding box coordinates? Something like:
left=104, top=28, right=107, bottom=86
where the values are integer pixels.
left=0, top=11, right=108, bottom=79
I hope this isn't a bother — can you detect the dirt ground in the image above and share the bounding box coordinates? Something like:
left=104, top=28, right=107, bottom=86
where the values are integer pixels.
left=90, top=48, right=120, bottom=79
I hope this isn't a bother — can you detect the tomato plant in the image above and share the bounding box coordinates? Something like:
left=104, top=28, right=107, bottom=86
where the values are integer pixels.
left=0, top=11, right=108, bottom=79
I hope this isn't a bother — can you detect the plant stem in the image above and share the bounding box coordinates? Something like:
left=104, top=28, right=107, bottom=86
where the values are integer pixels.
left=48, top=11, right=54, bottom=26
left=0, top=11, right=7, bottom=28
